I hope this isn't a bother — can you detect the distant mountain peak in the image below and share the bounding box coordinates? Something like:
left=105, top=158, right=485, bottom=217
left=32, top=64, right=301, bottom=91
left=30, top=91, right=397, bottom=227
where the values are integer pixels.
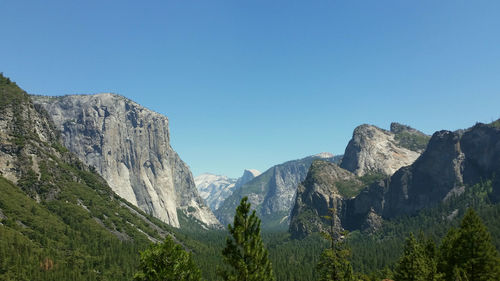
left=243, top=169, right=261, bottom=177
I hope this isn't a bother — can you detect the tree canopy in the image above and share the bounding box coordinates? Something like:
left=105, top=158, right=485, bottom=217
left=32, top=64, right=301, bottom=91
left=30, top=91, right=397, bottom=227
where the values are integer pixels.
left=134, top=236, right=202, bottom=281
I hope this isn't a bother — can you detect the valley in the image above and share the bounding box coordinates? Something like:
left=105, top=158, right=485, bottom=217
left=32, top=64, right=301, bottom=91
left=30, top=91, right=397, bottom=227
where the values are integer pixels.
left=1, top=73, right=500, bottom=281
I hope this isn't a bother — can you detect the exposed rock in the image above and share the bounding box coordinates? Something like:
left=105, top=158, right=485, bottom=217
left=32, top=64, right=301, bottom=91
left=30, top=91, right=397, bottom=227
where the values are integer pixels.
left=289, top=121, right=500, bottom=238
left=382, top=130, right=466, bottom=217
left=289, top=160, right=360, bottom=238
left=340, top=124, right=427, bottom=176
left=32, top=94, right=220, bottom=228
left=235, top=169, right=261, bottom=188
left=195, top=169, right=260, bottom=211
left=0, top=82, right=61, bottom=189
left=195, top=173, right=237, bottom=211
left=382, top=122, right=500, bottom=217
left=216, top=153, right=341, bottom=229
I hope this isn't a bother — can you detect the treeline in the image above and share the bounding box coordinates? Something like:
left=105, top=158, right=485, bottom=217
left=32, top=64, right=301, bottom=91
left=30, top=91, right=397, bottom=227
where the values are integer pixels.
left=147, top=179, right=500, bottom=281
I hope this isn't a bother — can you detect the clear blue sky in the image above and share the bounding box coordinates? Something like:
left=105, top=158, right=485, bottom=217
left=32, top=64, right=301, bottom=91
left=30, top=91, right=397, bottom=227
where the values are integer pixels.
left=1, top=1, right=499, bottom=178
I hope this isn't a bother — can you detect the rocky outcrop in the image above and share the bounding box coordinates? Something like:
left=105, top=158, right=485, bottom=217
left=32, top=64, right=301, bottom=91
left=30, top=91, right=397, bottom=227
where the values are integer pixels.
left=382, top=123, right=500, bottom=217
left=340, top=124, right=428, bottom=176
left=290, top=121, right=500, bottom=238
left=32, top=94, right=220, bottom=228
left=0, top=81, right=61, bottom=187
left=195, top=169, right=260, bottom=211
left=289, top=160, right=361, bottom=238
left=216, top=153, right=341, bottom=229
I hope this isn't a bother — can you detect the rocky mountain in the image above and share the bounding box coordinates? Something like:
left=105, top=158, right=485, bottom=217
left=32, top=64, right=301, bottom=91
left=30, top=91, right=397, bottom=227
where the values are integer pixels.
left=235, top=169, right=261, bottom=188
left=195, top=174, right=237, bottom=211
left=32, top=93, right=220, bottom=228
left=340, top=123, right=430, bottom=176
left=289, top=160, right=363, bottom=238
left=195, top=169, right=260, bottom=211
left=216, top=153, right=342, bottom=229
left=289, top=121, right=500, bottom=238
left=0, top=74, right=176, bottom=278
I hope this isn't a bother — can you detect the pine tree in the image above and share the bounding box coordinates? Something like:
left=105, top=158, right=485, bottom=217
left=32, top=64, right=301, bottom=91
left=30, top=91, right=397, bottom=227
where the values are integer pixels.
left=134, top=236, right=202, bottom=281
left=394, top=233, right=439, bottom=281
left=218, top=197, right=275, bottom=281
left=438, top=208, right=500, bottom=281
left=316, top=207, right=354, bottom=281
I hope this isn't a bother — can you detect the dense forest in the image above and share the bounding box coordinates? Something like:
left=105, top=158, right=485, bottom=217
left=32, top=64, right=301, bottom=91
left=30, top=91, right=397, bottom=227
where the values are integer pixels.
left=167, top=180, right=500, bottom=281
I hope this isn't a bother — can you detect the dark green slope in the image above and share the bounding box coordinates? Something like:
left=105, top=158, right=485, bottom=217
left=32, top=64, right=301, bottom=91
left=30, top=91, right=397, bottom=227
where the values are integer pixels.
left=0, top=74, right=175, bottom=280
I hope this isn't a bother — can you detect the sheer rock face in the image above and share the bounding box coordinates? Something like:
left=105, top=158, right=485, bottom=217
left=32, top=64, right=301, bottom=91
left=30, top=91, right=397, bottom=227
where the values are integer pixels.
left=195, top=169, right=260, bottom=211
left=216, top=153, right=341, bottom=229
left=340, top=124, right=424, bottom=176
left=383, top=123, right=500, bottom=217
left=32, top=94, right=220, bottom=228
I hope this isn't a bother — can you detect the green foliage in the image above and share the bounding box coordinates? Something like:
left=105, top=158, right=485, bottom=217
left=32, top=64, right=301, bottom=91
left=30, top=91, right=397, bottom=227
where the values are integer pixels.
left=134, top=236, right=201, bottom=281
left=488, top=119, right=500, bottom=128
left=0, top=73, right=30, bottom=111
left=317, top=208, right=354, bottom=281
left=438, top=208, right=500, bottom=281
left=0, top=74, right=175, bottom=280
left=218, top=197, right=275, bottom=281
left=335, top=172, right=386, bottom=198
left=317, top=248, right=354, bottom=281
left=394, top=233, right=440, bottom=281
left=394, top=131, right=431, bottom=152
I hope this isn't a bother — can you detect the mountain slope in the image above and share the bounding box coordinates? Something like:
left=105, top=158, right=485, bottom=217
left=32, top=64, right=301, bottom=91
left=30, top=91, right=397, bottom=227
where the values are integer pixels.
left=32, top=94, right=219, bottom=228
left=0, top=74, right=175, bottom=280
left=216, top=153, right=341, bottom=229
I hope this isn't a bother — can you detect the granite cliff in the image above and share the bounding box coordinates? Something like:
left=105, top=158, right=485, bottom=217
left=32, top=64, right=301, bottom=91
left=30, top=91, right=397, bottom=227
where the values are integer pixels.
left=0, top=75, right=179, bottom=277
left=340, top=123, right=429, bottom=176
left=32, top=94, right=220, bottom=228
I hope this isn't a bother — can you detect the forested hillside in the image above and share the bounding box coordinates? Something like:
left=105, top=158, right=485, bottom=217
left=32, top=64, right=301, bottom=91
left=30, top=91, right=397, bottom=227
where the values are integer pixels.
left=0, top=74, right=176, bottom=280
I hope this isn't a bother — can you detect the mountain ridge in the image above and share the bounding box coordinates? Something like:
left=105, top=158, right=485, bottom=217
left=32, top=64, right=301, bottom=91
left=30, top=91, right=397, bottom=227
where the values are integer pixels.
left=215, top=153, right=342, bottom=229
left=289, top=120, right=500, bottom=238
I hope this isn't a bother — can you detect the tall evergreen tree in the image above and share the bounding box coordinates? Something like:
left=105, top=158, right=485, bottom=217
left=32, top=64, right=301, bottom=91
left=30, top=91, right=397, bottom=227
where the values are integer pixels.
left=316, top=207, right=354, bottom=281
left=394, top=233, right=440, bottom=281
left=438, top=208, right=500, bottom=281
left=134, top=236, right=202, bottom=281
left=218, top=197, right=275, bottom=281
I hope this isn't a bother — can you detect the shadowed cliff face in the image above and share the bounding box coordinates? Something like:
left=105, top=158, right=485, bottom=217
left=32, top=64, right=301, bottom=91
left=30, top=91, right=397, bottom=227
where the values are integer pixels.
left=32, top=94, right=220, bottom=228
left=289, top=122, right=500, bottom=238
